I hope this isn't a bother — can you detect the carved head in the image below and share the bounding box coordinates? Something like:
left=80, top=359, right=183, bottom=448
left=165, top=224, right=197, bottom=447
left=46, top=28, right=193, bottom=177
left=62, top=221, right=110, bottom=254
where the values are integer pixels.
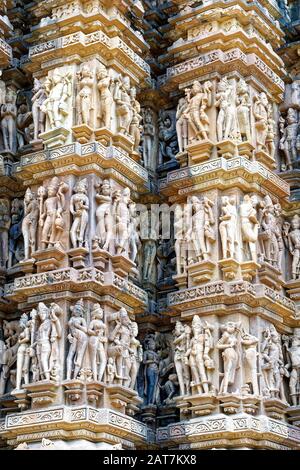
left=118, top=307, right=130, bottom=326
left=19, top=313, right=28, bottom=330
left=74, top=178, right=88, bottom=194
left=48, top=177, right=60, bottom=196
left=130, top=321, right=138, bottom=338
left=96, top=64, right=108, bottom=80
left=100, top=179, right=111, bottom=196
left=24, top=188, right=34, bottom=203
left=37, top=302, right=49, bottom=322
left=122, top=187, right=131, bottom=203
left=91, top=303, right=103, bottom=320
left=71, top=298, right=85, bottom=317
left=192, top=315, right=203, bottom=335
left=260, top=92, right=269, bottom=107
left=174, top=321, right=184, bottom=336
left=192, top=80, right=202, bottom=95
left=291, top=214, right=300, bottom=230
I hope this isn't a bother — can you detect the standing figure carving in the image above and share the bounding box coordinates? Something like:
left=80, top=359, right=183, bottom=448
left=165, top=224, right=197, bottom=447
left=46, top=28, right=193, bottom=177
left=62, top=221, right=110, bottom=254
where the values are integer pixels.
left=31, top=78, right=46, bottom=141
left=33, top=302, right=62, bottom=382
left=261, top=325, right=287, bottom=401
left=127, top=321, right=142, bottom=389
left=39, top=177, right=69, bottom=250
left=22, top=188, right=39, bottom=261
left=284, top=215, right=300, bottom=280
left=217, top=321, right=241, bottom=395
left=186, top=196, right=215, bottom=264
left=185, top=80, right=212, bottom=143
left=66, top=299, right=88, bottom=381
left=219, top=196, right=239, bottom=260
left=186, top=316, right=214, bottom=395
left=70, top=178, right=89, bottom=249
left=241, top=329, right=259, bottom=396
left=113, top=187, right=131, bottom=257
left=173, top=321, right=190, bottom=397
left=240, top=194, right=259, bottom=263
left=0, top=320, right=20, bottom=395
left=143, top=335, right=159, bottom=405
left=283, top=329, right=300, bottom=406
left=113, top=75, right=132, bottom=135
left=279, top=108, right=299, bottom=170
left=87, top=303, right=107, bottom=383
left=15, top=314, right=31, bottom=391
left=253, top=92, right=269, bottom=153
left=94, top=179, right=113, bottom=251
left=142, top=108, right=155, bottom=168
left=216, top=77, right=239, bottom=142
left=0, top=198, right=10, bottom=267
left=41, top=69, right=73, bottom=129
left=96, top=64, right=113, bottom=129
left=76, top=64, right=94, bottom=127
left=108, top=308, right=132, bottom=386
left=158, top=112, right=178, bottom=164
left=176, top=95, right=189, bottom=153
left=129, top=87, right=142, bottom=153
left=236, top=79, right=252, bottom=142
left=259, top=196, right=281, bottom=268
left=8, top=198, right=23, bottom=268
left=1, top=89, right=17, bottom=153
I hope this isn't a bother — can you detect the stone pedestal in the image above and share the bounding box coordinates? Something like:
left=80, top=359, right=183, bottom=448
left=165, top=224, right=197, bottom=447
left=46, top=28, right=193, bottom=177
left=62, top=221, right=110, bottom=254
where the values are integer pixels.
left=187, top=140, right=214, bottom=165
left=105, top=385, right=142, bottom=416
left=258, top=261, right=283, bottom=290
left=217, top=140, right=237, bottom=159
left=241, top=261, right=260, bottom=282
left=238, top=141, right=255, bottom=159
left=11, top=389, right=30, bottom=411
left=92, top=248, right=110, bottom=270
left=287, top=406, right=300, bottom=427
left=63, top=380, right=86, bottom=405
left=72, top=124, right=94, bottom=144
left=111, top=255, right=135, bottom=278
left=94, top=127, right=114, bottom=146
left=176, top=151, right=188, bottom=167
left=24, top=381, right=59, bottom=409
left=187, top=260, right=215, bottom=284
left=219, top=258, right=240, bottom=281
left=263, top=398, right=288, bottom=421
left=68, top=247, right=89, bottom=269
left=255, top=150, right=276, bottom=170
left=173, top=273, right=188, bottom=290
left=184, top=393, right=218, bottom=417
left=40, top=127, right=69, bottom=149
left=33, top=247, right=66, bottom=272
left=112, top=133, right=134, bottom=154
left=218, top=394, right=241, bottom=415
left=241, top=395, right=260, bottom=415
left=19, top=258, right=35, bottom=274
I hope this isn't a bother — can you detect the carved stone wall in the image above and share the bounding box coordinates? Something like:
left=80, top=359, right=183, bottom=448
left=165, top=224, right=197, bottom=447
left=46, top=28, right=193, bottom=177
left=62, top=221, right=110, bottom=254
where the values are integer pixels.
left=0, top=0, right=300, bottom=450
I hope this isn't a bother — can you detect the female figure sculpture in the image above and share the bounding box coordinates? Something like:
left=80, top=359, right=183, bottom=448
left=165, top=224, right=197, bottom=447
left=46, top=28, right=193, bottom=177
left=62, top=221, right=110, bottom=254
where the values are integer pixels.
left=31, top=78, right=46, bottom=141
left=173, top=321, right=190, bottom=396
left=22, top=188, right=39, bottom=260
left=15, top=314, right=31, bottom=390
left=70, top=179, right=89, bottom=249
left=96, top=64, right=113, bottom=129
left=176, top=95, right=189, bottom=153
left=217, top=321, right=241, bottom=394
left=127, top=321, right=142, bottom=389
left=253, top=92, right=269, bottom=153
left=240, top=194, right=259, bottom=263
left=236, top=79, right=252, bottom=142
left=94, top=179, right=113, bottom=251
left=76, top=64, right=94, bottom=127
left=113, top=75, right=132, bottom=135
left=219, top=196, right=239, bottom=260
left=1, top=89, right=17, bottom=153
left=216, top=77, right=238, bottom=142
left=66, top=299, right=88, bottom=380
left=41, top=69, right=72, bottom=129
left=241, top=329, right=259, bottom=396
left=87, top=303, right=107, bottom=382
left=143, top=336, right=159, bottom=405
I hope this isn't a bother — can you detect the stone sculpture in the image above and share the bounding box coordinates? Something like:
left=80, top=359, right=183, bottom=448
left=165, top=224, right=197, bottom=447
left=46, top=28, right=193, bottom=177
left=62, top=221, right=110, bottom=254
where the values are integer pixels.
left=41, top=69, right=72, bottom=129
left=0, top=320, right=19, bottom=395
left=143, top=334, right=159, bottom=405
left=22, top=188, right=39, bottom=261
left=184, top=80, right=212, bottom=143
left=261, top=325, right=287, bottom=402
left=31, top=78, right=47, bottom=141
left=279, top=108, right=299, bottom=170
left=158, top=112, right=178, bottom=164
left=142, top=107, right=155, bottom=168
left=96, top=64, right=113, bottom=129
left=15, top=314, right=31, bottom=391
left=283, top=329, right=300, bottom=406
left=129, top=87, right=142, bottom=153
left=108, top=308, right=132, bottom=387
left=253, top=92, right=269, bottom=154
left=0, top=198, right=10, bottom=267
left=186, top=316, right=214, bottom=395
left=173, top=321, right=190, bottom=397
left=16, top=103, right=33, bottom=148
left=113, top=75, right=132, bottom=135
left=176, top=94, right=189, bottom=153
left=219, top=196, right=239, bottom=260
left=186, top=195, right=215, bottom=264
left=8, top=198, right=23, bottom=268
left=87, top=303, right=107, bottom=383
left=216, top=77, right=239, bottom=142
left=259, top=195, right=281, bottom=268
left=127, top=321, right=142, bottom=389
left=236, top=79, right=252, bottom=142
left=240, top=194, right=259, bottom=263
left=113, top=187, right=131, bottom=257
left=38, top=177, right=69, bottom=250
left=70, top=178, right=89, bottom=249
left=284, top=215, right=300, bottom=280
left=241, top=329, right=259, bottom=396
left=1, top=89, right=17, bottom=153
left=128, top=201, right=141, bottom=264
left=217, top=321, right=241, bottom=395
left=76, top=64, right=94, bottom=127
left=66, top=299, right=88, bottom=381
left=94, top=179, right=113, bottom=251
